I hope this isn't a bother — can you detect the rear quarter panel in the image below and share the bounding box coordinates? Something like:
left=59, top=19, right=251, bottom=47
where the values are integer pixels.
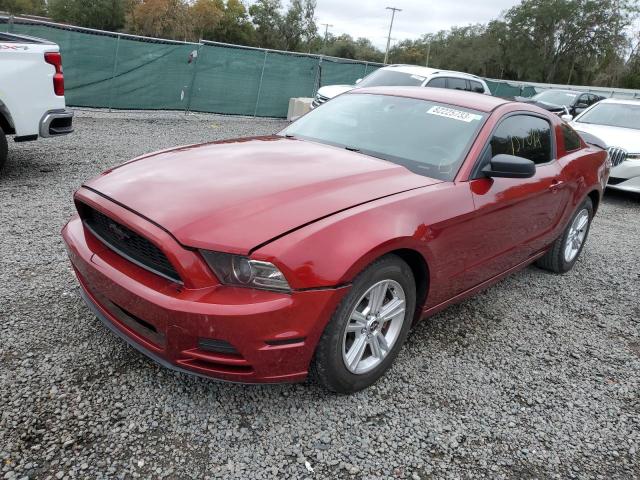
left=555, top=120, right=608, bottom=218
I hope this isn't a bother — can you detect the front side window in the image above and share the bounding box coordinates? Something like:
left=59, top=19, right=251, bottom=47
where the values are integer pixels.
left=427, top=77, right=447, bottom=88
left=281, top=93, right=486, bottom=181
left=490, top=115, right=553, bottom=165
left=576, top=94, right=590, bottom=107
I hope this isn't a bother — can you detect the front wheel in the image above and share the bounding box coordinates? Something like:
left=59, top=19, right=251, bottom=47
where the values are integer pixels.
left=0, top=126, right=7, bottom=172
left=536, top=197, right=593, bottom=273
left=312, top=254, right=416, bottom=394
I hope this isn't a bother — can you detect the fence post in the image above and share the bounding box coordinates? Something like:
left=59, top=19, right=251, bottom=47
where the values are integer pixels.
left=313, top=56, right=323, bottom=96
left=253, top=50, right=268, bottom=118
left=363, top=61, right=369, bottom=77
left=8, top=15, right=13, bottom=33
left=185, top=42, right=203, bottom=114
left=107, top=34, right=121, bottom=112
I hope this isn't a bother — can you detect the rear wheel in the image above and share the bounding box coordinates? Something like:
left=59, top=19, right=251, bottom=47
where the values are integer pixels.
left=313, top=255, right=416, bottom=394
left=536, top=197, right=593, bottom=273
left=0, top=126, right=7, bottom=172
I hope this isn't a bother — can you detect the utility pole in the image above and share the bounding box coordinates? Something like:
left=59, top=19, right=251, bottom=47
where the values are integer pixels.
left=425, top=40, right=431, bottom=67
left=321, top=23, right=333, bottom=54
left=384, top=7, right=402, bottom=65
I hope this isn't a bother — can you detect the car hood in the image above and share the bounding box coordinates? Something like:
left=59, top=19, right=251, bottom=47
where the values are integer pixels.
left=317, top=84, right=354, bottom=99
left=84, top=136, right=439, bottom=253
left=520, top=98, right=565, bottom=111
left=570, top=122, right=640, bottom=152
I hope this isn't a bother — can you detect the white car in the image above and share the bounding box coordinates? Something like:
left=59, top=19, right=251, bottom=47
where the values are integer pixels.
left=0, top=32, right=74, bottom=171
left=569, top=98, right=640, bottom=193
left=312, top=64, right=491, bottom=108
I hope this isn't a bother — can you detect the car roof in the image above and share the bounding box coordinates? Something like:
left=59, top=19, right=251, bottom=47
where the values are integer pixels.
left=350, top=86, right=510, bottom=113
left=381, top=64, right=485, bottom=82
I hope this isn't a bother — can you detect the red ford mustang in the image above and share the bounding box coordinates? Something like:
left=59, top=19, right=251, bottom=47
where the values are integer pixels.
left=62, top=87, right=609, bottom=393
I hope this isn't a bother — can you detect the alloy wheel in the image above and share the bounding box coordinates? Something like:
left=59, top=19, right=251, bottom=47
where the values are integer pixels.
left=342, top=279, right=406, bottom=375
left=564, top=208, right=589, bottom=262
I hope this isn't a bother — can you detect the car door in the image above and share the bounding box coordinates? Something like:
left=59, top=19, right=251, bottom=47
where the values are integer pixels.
left=461, top=113, right=569, bottom=288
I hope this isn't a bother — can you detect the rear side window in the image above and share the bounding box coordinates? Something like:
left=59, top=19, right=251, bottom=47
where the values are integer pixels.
left=447, top=77, right=468, bottom=91
left=470, top=80, right=485, bottom=93
left=427, top=77, right=447, bottom=88
left=561, top=124, right=582, bottom=152
left=490, top=115, right=553, bottom=165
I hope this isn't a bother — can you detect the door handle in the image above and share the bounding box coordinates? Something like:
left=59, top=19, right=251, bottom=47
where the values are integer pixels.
left=549, top=179, right=565, bottom=192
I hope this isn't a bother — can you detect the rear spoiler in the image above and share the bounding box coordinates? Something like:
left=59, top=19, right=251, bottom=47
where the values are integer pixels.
left=575, top=130, right=607, bottom=150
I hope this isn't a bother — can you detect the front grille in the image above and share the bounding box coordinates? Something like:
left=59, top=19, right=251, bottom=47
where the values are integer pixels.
left=79, top=204, right=182, bottom=283
left=607, top=147, right=628, bottom=168
left=312, top=94, right=329, bottom=108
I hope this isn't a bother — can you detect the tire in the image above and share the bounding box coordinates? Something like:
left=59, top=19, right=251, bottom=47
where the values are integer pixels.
left=536, top=197, right=593, bottom=274
left=312, top=254, right=416, bottom=394
left=0, top=126, right=7, bottom=173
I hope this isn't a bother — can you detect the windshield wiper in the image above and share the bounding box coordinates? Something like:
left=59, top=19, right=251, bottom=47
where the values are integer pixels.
left=345, top=146, right=361, bottom=152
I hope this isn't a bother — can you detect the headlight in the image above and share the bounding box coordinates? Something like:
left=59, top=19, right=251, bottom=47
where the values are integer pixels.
left=200, top=251, right=291, bottom=292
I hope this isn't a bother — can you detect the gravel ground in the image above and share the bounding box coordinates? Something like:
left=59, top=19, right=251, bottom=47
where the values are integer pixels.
left=1, top=109, right=639, bottom=480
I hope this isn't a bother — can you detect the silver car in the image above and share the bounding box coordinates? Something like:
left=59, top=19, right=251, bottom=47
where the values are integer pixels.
left=570, top=98, right=640, bottom=193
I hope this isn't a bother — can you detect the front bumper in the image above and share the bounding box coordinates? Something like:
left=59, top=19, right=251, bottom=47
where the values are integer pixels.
left=62, top=213, right=349, bottom=384
left=39, top=108, right=74, bottom=138
left=607, top=159, right=640, bottom=193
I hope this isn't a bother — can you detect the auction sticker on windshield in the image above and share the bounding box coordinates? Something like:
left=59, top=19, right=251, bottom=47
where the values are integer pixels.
left=427, top=106, right=482, bottom=123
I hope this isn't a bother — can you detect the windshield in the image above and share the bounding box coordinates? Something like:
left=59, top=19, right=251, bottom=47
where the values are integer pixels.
left=533, top=90, right=578, bottom=106
left=356, top=69, right=425, bottom=88
left=280, top=93, right=486, bottom=181
left=576, top=103, right=640, bottom=130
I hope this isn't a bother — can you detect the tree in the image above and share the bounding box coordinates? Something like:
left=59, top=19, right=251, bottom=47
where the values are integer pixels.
left=503, top=0, right=637, bottom=84
left=280, top=0, right=316, bottom=51
left=0, top=0, right=46, bottom=15
left=211, top=0, right=255, bottom=45
left=48, top=0, right=128, bottom=31
left=249, top=0, right=283, bottom=49
left=126, top=0, right=192, bottom=40
left=190, top=0, right=224, bottom=40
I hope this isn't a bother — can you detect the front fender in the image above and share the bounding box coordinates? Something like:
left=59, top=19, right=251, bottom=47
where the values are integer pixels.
left=254, top=182, right=475, bottom=302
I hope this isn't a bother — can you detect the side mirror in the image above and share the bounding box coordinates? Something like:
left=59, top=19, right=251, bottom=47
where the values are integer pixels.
left=576, top=102, right=588, bottom=108
left=561, top=113, right=573, bottom=122
left=355, top=78, right=362, bottom=84
left=482, top=154, right=536, bottom=179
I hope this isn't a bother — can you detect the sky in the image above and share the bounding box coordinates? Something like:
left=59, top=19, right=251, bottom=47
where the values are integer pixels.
left=313, top=0, right=523, bottom=49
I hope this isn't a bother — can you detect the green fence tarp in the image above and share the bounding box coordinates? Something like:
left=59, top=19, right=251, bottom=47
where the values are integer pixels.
left=1, top=17, right=536, bottom=117
left=1, top=18, right=385, bottom=117
left=485, top=79, right=537, bottom=98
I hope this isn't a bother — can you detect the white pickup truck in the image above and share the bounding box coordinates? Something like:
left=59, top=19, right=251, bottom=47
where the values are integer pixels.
left=0, top=32, right=73, bottom=171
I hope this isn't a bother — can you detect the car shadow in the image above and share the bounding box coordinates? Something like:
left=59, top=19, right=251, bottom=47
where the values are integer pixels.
left=603, top=188, right=640, bottom=205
